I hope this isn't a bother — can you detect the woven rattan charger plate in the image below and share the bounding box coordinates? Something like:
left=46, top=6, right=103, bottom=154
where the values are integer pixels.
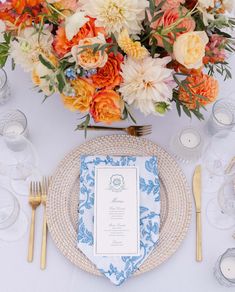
left=47, top=135, right=192, bottom=276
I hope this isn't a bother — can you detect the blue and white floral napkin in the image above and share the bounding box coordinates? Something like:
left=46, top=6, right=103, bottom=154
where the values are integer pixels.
left=78, top=155, right=160, bottom=285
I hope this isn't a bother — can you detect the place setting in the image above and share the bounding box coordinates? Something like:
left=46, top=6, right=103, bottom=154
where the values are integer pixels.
left=0, top=0, right=235, bottom=290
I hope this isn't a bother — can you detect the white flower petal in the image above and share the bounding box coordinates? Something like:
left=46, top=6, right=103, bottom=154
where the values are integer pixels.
left=65, top=11, right=88, bottom=41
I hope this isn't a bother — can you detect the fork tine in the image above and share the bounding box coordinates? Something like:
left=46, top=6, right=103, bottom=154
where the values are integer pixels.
left=136, top=125, right=152, bottom=130
left=136, top=130, right=152, bottom=134
left=136, top=130, right=152, bottom=136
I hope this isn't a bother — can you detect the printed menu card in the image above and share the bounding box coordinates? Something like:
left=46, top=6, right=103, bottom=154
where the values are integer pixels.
left=94, top=166, right=140, bottom=256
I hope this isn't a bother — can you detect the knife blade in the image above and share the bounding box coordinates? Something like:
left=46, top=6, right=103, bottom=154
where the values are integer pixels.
left=193, top=165, right=202, bottom=262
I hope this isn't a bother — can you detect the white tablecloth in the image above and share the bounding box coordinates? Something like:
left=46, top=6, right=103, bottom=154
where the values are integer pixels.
left=0, top=57, right=235, bottom=292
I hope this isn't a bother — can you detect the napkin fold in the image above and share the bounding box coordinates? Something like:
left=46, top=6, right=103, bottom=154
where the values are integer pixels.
left=78, top=155, right=160, bottom=285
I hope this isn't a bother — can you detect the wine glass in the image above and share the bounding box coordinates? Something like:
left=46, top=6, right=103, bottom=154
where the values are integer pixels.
left=202, top=130, right=235, bottom=194
left=207, top=175, right=235, bottom=229
left=0, top=186, right=28, bottom=241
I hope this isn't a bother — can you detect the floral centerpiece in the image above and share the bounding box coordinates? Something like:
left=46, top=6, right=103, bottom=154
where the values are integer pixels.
left=0, top=0, right=234, bottom=131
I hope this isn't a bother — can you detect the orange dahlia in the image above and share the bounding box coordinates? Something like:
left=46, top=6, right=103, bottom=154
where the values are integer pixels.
left=178, top=73, right=219, bottom=109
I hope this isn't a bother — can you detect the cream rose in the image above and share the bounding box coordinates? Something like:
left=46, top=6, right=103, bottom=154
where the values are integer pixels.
left=173, top=31, right=209, bottom=69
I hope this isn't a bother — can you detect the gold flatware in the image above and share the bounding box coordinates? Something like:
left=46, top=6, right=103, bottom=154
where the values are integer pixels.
left=40, top=177, right=50, bottom=270
left=193, top=165, right=202, bottom=262
left=78, top=125, right=152, bottom=137
left=28, top=181, right=41, bottom=263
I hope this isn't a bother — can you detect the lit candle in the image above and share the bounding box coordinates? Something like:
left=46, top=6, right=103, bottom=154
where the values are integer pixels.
left=214, top=109, right=233, bottom=126
left=179, top=128, right=201, bottom=149
left=3, top=121, right=24, bottom=137
left=220, top=256, right=235, bottom=280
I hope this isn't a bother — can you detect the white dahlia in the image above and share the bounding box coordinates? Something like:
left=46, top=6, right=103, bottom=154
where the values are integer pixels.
left=10, top=27, right=53, bottom=72
left=119, top=56, right=175, bottom=116
left=80, top=0, right=148, bottom=35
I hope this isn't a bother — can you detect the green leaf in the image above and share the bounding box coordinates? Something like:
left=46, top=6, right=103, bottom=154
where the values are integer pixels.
left=39, top=54, right=56, bottom=70
left=56, top=73, right=65, bottom=93
left=183, top=106, right=192, bottom=118
left=75, top=115, right=91, bottom=138
left=162, top=37, right=173, bottom=53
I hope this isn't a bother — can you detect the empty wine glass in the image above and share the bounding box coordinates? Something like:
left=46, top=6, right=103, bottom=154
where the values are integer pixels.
left=0, top=186, right=28, bottom=241
left=0, top=128, right=41, bottom=196
left=202, top=130, right=235, bottom=194
left=0, top=69, right=11, bottom=105
left=207, top=175, right=235, bottom=229
left=0, top=109, right=41, bottom=195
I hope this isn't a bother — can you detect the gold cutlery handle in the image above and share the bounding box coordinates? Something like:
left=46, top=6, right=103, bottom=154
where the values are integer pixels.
left=40, top=208, right=47, bottom=270
left=196, top=211, right=202, bottom=262
left=80, top=126, right=124, bottom=131
left=28, top=208, right=36, bottom=262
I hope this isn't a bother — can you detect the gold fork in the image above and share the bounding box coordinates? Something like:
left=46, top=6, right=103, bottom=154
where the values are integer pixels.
left=40, top=176, right=50, bottom=270
left=28, top=181, right=41, bottom=262
left=78, top=125, right=152, bottom=137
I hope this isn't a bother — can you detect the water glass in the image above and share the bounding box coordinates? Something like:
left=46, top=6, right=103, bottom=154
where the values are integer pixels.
left=0, top=68, right=10, bottom=105
left=207, top=98, right=235, bottom=135
left=0, top=109, right=28, bottom=151
left=0, top=186, right=28, bottom=241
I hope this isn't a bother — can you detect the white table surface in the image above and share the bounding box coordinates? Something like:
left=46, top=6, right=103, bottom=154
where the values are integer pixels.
left=0, top=57, right=235, bottom=292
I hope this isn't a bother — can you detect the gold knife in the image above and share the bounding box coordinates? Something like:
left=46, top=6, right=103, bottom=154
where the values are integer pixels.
left=193, top=165, right=202, bottom=262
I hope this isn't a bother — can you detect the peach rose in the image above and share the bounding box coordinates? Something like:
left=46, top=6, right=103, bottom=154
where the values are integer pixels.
left=178, top=73, right=219, bottom=109
left=150, top=8, right=195, bottom=47
left=71, top=33, right=108, bottom=70
left=155, top=0, right=185, bottom=10
left=173, top=31, right=209, bottom=69
left=62, top=78, right=95, bottom=112
left=90, top=90, right=124, bottom=123
left=91, top=53, right=123, bottom=90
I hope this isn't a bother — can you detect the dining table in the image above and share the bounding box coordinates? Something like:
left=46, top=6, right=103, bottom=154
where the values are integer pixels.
left=0, top=55, right=235, bottom=292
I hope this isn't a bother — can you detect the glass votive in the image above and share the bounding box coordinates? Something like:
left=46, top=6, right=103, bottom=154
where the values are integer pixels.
left=0, top=109, right=28, bottom=151
left=0, top=68, right=10, bottom=105
left=207, top=98, right=235, bottom=135
left=214, top=248, right=235, bottom=287
left=170, top=127, right=204, bottom=163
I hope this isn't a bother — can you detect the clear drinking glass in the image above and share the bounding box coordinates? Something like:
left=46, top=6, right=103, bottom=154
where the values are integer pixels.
left=206, top=175, right=235, bottom=229
left=202, top=130, right=235, bottom=194
left=0, top=186, right=28, bottom=241
left=170, top=127, right=204, bottom=163
left=214, top=248, right=235, bottom=287
left=0, top=109, right=28, bottom=139
left=207, top=98, right=235, bottom=136
left=0, top=69, right=10, bottom=105
left=0, top=110, right=41, bottom=195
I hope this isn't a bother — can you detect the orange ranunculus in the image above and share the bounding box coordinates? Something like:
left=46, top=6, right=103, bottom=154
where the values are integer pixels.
left=62, top=78, right=95, bottom=112
left=12, top=0, right=26, bottom=14
left=53, top=18, right=105, bottom=57
left=91, top=53, right=123, bottom=90
left=90, top=90, right=124, bottom=124
left=150, top=7, right=195, bottom=47
left=178, top=73, right=219, bottom=110
left=12, top=0, right=43, bottom=14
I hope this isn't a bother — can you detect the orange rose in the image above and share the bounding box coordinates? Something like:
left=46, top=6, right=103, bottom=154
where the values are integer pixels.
left=150, top=7, right=195, bottom=46
left=178, top=73, right=219, bottom=109
left=91, top=53, right=123, bottom=89
left=90, top=90, right=124, bottom=123
left=62, top=78, right=95, bottom=112
left=53, top=18, right=105, bottom=57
